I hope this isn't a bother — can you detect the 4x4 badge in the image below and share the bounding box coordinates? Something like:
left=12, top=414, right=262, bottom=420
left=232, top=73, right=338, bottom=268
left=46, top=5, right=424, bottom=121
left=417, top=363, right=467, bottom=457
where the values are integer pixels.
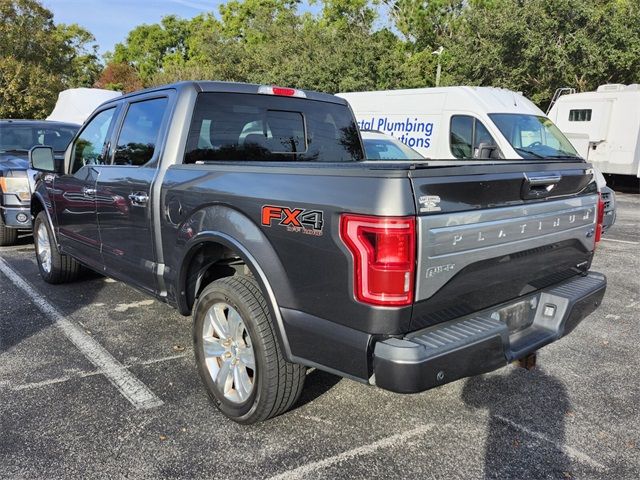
left=261, top=205, right=324, bottom=236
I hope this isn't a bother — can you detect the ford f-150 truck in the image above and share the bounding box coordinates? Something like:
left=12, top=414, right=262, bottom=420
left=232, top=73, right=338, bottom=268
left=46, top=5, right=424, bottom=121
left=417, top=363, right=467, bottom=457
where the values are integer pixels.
left=29, top=81, right=607, bottom=424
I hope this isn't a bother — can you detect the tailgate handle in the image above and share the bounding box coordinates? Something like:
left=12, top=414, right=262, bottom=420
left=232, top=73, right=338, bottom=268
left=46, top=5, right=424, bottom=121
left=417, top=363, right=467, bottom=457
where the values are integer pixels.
left=522, top=173, right=562, bottom=199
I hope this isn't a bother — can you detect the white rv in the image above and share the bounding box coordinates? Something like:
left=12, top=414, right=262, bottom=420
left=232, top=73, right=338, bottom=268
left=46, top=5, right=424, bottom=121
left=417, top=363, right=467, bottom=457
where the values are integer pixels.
left=337, top=86, right=581, bottom=162
left=548, top=84, right=640, bottom=178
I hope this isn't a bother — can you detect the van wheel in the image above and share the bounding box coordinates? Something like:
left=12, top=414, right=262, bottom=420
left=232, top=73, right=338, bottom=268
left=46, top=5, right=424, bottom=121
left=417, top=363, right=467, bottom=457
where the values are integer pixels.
left=193, top=275, right=306, bottom=424
left=0, top=216, right=18, bottom=246
left=34, top=211, right=81, bottom=284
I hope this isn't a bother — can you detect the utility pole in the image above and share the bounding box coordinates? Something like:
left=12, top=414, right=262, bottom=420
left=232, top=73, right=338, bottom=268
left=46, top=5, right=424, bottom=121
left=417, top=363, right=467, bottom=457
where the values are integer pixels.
left=432, top=46, right=444, bottom=87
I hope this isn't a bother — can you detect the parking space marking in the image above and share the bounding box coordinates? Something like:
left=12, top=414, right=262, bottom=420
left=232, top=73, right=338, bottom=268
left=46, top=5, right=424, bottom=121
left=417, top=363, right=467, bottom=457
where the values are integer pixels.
left=494, top=415, right=606, bottom=470
left=8, top=354, right=188, bottom=392
left=601, top=237, right=639, bottom=245
left=266, top=424, right=435, bottom=480
left=0, top=257, right=164, bottom=410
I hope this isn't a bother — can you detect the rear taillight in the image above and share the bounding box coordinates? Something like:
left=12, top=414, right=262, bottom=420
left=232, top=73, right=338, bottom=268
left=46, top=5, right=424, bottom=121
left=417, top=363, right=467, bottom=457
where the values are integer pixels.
left=595, top=193, right=605, bottom=243
left=340, top=214, right=416, bottom=307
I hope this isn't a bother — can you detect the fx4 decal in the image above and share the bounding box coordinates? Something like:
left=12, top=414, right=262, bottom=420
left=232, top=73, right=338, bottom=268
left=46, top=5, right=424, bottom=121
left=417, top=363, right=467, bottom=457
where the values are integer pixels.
left=261, top=205, right=324, bottom=236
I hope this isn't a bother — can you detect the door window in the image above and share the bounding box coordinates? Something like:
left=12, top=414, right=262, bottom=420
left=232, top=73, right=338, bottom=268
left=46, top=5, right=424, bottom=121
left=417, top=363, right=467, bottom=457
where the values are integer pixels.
left=450, top=115, right=500, bottom=159
left=70, top=108, right=117, bottom=173
left=113, top=97, right=168, bottom=166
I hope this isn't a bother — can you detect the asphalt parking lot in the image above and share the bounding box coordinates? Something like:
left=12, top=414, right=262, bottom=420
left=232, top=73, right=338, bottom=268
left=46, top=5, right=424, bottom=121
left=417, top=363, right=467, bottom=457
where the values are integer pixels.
left=1, top=193, right=638, bottom=480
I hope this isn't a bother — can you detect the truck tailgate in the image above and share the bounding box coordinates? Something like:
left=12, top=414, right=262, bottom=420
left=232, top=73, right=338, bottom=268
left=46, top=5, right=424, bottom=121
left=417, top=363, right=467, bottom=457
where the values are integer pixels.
left=409, top=161, right=598, bottom=330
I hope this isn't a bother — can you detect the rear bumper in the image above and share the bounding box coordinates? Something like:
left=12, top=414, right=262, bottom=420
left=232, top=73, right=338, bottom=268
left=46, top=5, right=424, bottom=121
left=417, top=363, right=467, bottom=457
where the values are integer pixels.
left=0, top=205, right=32, bottom=228
left=373, top=272, right=606, bottom=393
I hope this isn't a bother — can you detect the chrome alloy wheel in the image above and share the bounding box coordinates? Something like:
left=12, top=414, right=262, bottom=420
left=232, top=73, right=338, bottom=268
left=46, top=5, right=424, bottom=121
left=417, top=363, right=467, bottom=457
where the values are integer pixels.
left=202, top=302, right=256, bottom=404
left=36, top=222, right=52, bottom=274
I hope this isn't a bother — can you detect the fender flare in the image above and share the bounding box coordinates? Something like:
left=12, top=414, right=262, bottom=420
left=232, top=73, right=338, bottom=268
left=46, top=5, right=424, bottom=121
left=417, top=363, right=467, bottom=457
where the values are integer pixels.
left=174, top=205, right=296, bottom=361
left=30, top=191, right=58, bottom=246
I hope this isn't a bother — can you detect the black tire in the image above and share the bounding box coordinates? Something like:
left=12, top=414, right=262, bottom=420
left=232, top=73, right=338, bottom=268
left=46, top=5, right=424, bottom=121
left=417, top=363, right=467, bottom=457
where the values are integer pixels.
left=34, top=211, right=82, bottom=284
left=193, top=275, right=306, bottom=424
left=0, top=215, right=18, bottom=246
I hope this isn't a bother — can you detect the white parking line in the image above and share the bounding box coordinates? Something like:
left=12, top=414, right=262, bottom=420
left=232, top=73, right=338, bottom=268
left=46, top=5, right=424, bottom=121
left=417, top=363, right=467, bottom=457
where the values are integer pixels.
left=494, top=415, right=606, bottom=470
left=0, top=257, right=164, bottom=410
left=266, top=424, right=435, bottom=480
left=601, top=237, right=639, bottom=245
left=9, top=354, right=187, bottom=392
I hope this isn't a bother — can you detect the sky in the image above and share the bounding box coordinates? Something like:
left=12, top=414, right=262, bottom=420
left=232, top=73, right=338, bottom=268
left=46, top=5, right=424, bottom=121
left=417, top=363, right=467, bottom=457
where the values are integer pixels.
left=44, top=0, right=225, bottom=56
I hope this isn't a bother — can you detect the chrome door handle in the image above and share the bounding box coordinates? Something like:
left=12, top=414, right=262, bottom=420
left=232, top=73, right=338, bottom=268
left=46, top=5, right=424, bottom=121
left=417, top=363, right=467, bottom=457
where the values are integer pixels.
left=82, top=187, right=96, bottom=197
left=128, top=192, right=149, bottom=206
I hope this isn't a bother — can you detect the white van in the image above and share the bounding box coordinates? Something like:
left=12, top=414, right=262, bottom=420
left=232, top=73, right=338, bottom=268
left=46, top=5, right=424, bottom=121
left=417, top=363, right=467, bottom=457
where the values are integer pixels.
left=548, top=84, right=640, bottom=178
left=337, top=86, right=581, bottom=162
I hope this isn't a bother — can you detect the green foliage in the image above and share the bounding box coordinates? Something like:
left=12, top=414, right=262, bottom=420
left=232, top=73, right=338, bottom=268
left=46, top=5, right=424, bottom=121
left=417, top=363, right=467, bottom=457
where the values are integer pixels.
left=3, top=0, right=638, bottom=119
left=442, top=0, right=640, bottom=107
left=0, top=0, right=101, bottom=119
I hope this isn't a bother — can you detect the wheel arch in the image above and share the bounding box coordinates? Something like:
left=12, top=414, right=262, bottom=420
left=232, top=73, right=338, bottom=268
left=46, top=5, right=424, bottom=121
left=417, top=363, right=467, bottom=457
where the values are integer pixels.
left=31, top=192, right=58, bottom=245
left=174, top=205, right=296, bottom=360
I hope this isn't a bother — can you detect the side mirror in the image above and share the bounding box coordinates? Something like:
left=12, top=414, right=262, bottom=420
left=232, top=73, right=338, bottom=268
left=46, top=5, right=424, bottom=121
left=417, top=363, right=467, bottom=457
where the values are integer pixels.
left=475, top=142, right=498, bottom=159
left=29, top=146, right=61, bottom=173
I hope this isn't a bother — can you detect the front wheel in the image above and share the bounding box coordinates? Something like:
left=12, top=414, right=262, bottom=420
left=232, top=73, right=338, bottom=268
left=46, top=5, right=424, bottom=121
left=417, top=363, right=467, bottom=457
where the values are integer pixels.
left=34, top=211, right=82, bottom=284
left=193, top=275, right=306, bottom=424
left=0, top=215, right=18, bottom=246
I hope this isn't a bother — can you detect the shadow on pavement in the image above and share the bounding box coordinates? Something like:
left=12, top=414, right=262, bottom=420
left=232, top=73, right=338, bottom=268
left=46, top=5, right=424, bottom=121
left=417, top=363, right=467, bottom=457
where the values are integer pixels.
left=293, top=368, right=342, bottom=409
left=462, top=367, right=572, bottom=479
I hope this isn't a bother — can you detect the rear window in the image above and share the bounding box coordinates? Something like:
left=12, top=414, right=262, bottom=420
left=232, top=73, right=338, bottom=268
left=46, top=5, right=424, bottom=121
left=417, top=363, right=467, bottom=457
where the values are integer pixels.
left=184, top=93, right=364, bottom=163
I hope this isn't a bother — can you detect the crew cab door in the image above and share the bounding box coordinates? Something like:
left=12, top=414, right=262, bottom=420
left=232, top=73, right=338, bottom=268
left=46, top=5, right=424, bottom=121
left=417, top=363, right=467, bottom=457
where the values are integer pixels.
left=96, top=95, right=170, bottom=293
left=53, top=106, right=118, bottom=269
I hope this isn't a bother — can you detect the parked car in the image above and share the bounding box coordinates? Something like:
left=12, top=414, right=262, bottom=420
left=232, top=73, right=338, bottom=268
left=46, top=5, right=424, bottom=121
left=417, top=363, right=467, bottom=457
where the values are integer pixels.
left=593, top=167, right=616, bottom=232
left=0, top=120, right=79, bottom=245
left=360, top=130, right=424, bottom=160
left=30, top=81, right=606, bottom=424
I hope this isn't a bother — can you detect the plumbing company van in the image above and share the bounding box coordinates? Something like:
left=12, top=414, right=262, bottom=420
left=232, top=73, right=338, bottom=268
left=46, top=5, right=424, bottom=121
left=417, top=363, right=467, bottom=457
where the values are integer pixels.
left=337, top=87, right=582, bottom=162
left=548, top=84, right=640, bottom=178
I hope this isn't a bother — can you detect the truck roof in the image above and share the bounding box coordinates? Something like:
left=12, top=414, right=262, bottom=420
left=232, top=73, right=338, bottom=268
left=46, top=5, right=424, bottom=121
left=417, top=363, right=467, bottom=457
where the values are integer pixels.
left=99, top=81, right=348, bottom=107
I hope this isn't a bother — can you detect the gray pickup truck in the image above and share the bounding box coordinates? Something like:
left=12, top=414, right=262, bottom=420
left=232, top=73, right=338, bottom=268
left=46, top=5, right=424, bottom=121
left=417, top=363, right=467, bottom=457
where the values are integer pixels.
left=29, top=81, right=607, bottom=424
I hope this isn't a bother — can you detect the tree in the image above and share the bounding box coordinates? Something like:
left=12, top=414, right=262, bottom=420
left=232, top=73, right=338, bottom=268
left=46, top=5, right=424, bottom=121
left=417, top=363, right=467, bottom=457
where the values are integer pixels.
left=94, top=62, right=144, bottom=92
left=444, top=0, right=640, bottom=107
left=0, top=0, right=101, bottom=118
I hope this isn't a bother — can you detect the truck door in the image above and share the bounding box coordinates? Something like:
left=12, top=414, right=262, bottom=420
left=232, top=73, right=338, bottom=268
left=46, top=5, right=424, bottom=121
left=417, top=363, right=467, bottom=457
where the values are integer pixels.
left=95, top=95, right=170, bottom=293
left=54, top=106, right=119, bottom=269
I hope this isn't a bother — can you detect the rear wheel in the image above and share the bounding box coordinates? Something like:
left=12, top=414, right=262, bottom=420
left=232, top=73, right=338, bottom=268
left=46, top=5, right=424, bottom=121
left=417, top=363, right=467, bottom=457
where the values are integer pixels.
left=34, top=211, right=81, bottom=284
left=193, top=275, right=306, bottom=424
left=0, top=215, right=18, bottom=246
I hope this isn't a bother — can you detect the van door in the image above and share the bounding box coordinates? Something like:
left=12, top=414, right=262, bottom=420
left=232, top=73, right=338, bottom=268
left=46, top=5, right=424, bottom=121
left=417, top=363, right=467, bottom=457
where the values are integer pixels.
left=54, top=106, right=119, bottom=269
left=96, top=95, right=170, bottom=293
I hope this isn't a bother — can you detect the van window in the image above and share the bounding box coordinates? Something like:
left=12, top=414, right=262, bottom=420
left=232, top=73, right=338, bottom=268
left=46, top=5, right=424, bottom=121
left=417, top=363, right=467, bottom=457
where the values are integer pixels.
left=450, top=115, right=500, bottom=159
left=184, top=93, right=364, bottom=163
left=569, top=109, right=592, bottom=122
left=113, top=97, right=168, bottom=166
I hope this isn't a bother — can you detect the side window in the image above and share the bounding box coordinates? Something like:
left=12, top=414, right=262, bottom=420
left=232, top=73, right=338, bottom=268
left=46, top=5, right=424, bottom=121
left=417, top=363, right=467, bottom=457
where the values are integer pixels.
left=113, top=97, right=168, bottom=166
left=71, top=108, right=117, bottom=173
left=450, top=115, right=473, bottom=158
left=450, top=115, right=499, bottom=159
left=569, top=109, right=592, bottom=122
